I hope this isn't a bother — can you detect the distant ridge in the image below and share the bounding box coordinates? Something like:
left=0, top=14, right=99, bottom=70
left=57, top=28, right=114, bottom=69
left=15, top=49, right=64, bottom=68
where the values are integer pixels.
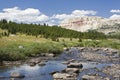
left=60, top=16, right=120, bottom=34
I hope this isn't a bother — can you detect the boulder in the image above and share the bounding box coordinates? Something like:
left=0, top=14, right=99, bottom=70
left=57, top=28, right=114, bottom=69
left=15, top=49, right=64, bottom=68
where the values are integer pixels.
left=82, top=75, right=96, bottom=80
left=38, top=61, right=46, bottom=66
left=63, top=47, right=69, bottom=51
left=104, top=77, right=110, bottom=80
left=50, top=71, right=59, bottom=75
left=82, top=75, right=106, bottom=80
left=29, top=62, right=36, bottom=66
left=47, top=53, right=55, bottom=57
left=79, top=47, right=85, bottom=51
left=53, top=73, right=77, bottom=80
left=65, top=68, right=80, bottom=74
left=10, top=72, right=25, bottom=78
left=18, top=46, right=24, bottom=49
left=67, top=63, right=83, bottom=68
left=28, top=58, right=41, bottom=66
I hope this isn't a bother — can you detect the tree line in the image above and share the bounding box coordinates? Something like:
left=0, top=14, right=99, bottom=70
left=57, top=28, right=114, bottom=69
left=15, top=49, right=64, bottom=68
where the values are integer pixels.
left=0, top=19, right=106, bottom=40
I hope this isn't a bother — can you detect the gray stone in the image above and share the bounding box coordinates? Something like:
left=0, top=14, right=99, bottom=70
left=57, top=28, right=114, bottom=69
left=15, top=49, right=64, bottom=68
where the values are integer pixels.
left=47, top=53, right=55, bottom=57
left=50, top=71, right=59, bottom=75
left=41, top=53, right=55, bottom=57
left=67, top=63, right=83, bottom=68
left=18, top=46, right=23, bottom=49
left=82, top=75, right=96, bottom=80
left=38, top=61, right=46, bottom=66
left=53, top=73, right=77, bottom=80
left=10, top=72, right=25, bottom=78
left=65, top=68, right=80, bottom=74
left=82, top=75, right=109, bottom=80
left=63, top=47, right=69, bottom=51
left=104, top=77, right=110, bottom=80
left=29, top=62, right=36, bottom=66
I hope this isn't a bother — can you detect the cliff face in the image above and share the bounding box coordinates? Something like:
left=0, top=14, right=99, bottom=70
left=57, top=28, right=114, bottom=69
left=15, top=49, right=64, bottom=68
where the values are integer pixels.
left=60, top=16, right=120, bottom=34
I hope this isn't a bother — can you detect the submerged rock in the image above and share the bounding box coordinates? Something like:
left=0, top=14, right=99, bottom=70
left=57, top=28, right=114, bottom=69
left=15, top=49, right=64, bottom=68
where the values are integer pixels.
left=10, top=72, right=25, bottom=78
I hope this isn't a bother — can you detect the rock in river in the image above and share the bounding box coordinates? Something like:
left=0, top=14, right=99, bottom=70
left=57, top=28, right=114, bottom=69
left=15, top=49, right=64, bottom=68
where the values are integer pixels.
left=10, top=72, right=25, bottom=78
left=67, top=62, right=83, bottom=68
left=29, top=62, right=37, bottom=66
left=82, top=75, right=110, bottom=80
left=64, top=68, right=80, bottom=74
left=53, top=72, right=77, bottom=80
left=38, top=61, right=46, bottom=66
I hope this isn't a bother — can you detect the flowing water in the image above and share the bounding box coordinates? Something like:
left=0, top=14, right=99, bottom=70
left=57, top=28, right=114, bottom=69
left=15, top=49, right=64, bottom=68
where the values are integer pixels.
left=0, top=61, right=112, bottom=80
left=0, top=48, right=117, bottom=80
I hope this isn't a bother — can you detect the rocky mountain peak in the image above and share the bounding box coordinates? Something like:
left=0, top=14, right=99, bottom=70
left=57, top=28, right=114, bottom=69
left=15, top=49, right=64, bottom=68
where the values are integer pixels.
left=60, top=16, right=120, bottom=34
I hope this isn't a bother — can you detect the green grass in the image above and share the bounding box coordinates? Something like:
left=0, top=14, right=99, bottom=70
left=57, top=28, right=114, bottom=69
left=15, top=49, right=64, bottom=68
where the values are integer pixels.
left=0, top=34, right=120, bottom=61
left=77, top=39, right=120, bottom=49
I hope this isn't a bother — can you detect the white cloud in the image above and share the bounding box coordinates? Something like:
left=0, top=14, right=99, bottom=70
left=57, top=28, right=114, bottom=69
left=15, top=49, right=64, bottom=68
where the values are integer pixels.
left=0, top=7, right=49, bottom=23
left=72, top=10, right=97, bottom=16
left=52, top=14, right=72, bottom=20
left=52, top=10, right=97, bottom=20
left=110, top=9, right=120, bottom=13
left=110, top=14, right=120, bottom=20
left=110, top=9, right=120, bottom=20
left=0, top=7, right=97, bottom=25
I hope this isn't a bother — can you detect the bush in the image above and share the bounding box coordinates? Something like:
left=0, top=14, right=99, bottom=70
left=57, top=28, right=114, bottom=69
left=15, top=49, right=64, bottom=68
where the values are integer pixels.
left=78, top=38, right=82, bottom=42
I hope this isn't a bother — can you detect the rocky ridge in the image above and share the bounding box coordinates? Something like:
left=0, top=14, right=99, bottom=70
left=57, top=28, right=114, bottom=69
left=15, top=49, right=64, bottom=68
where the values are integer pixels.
left=60, top=16, right=120, bottom=34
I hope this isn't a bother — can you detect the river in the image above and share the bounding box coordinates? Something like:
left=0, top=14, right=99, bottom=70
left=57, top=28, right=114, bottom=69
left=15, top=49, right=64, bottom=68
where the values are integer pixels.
left=0, top=47, right=119, bottom=80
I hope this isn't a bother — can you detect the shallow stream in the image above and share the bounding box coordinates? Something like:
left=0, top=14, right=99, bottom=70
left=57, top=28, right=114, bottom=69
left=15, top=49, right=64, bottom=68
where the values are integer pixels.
left=0, top=47, right=118, bottom=80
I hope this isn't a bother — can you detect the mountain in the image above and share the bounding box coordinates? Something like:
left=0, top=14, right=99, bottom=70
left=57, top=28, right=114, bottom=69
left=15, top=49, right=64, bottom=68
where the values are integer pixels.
left=60, top=16, right=120, bottom=34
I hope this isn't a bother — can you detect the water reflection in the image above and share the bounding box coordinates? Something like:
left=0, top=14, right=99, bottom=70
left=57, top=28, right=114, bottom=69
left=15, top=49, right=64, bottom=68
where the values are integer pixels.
left=21, top=64, right=40, bottom=71
left=0, top=61, right=66, bottom=80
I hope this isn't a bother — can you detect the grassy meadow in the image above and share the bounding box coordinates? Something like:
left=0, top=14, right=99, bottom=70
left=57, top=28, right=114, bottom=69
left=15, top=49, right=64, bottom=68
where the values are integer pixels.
left=0, top=34, right=120, bottom=61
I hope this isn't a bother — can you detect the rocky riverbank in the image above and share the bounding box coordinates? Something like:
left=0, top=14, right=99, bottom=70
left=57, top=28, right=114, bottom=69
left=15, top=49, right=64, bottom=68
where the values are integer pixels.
left=0, top=47, right=120, bottom=80
left=56, top=47, right=120, bottom=80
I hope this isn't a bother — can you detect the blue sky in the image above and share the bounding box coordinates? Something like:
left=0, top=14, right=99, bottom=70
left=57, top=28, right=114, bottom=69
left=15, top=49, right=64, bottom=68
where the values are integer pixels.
left=0, top=0, right=120, bottom=25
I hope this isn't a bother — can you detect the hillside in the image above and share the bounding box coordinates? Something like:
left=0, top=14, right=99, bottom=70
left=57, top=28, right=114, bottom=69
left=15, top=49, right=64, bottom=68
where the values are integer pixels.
left=0, top=19, right=106, bottom=40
